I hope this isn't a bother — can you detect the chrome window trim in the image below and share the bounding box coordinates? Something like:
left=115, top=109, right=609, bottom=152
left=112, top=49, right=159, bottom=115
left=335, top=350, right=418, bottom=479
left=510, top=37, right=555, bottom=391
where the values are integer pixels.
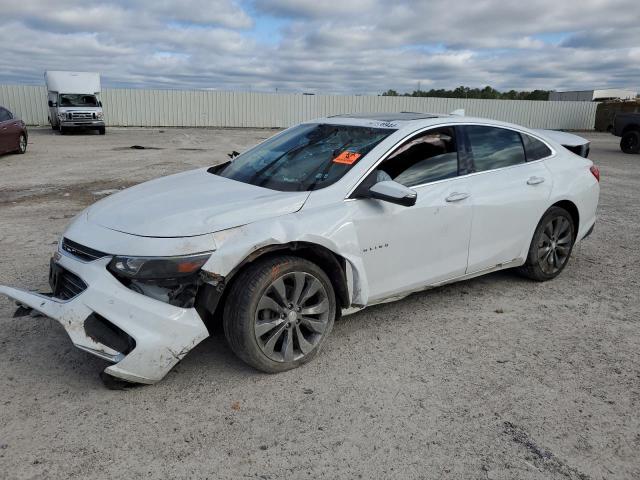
left=344, top=121, right=556, bottom=199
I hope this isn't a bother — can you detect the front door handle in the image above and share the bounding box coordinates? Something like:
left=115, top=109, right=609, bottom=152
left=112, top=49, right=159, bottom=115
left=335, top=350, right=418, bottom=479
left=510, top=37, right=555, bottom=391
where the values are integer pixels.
left=527, top=176, right=545, bottom=185
left=445, top=192, right=470, bottom=202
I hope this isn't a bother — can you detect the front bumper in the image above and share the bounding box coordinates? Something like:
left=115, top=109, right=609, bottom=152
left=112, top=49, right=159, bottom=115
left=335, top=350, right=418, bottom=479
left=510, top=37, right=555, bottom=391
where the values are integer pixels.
left=0, top=252, right=209, bottom=384
left=60, top=120, right=105, bottom=128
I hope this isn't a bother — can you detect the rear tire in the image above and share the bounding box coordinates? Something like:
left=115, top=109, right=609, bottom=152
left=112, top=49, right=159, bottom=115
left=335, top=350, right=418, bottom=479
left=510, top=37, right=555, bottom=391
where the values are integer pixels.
left=518, top=206, right=575, bottom=282
left=223, top=255, right=336, bottom=373
left=620, top=130, right=640, bottom=154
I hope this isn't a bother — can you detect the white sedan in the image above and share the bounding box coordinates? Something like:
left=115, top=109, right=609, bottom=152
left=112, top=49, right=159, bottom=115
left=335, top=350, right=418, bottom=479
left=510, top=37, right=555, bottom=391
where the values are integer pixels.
left=0, top=113, right=600, bottom=386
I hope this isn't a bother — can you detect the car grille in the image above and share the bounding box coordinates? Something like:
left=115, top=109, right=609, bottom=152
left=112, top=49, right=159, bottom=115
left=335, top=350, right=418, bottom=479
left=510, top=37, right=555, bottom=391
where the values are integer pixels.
left=62, top=238, right=108, bottom=262
left=70, top=112, right=94, bottom=120
left=49, top=264, right=88, bottom=300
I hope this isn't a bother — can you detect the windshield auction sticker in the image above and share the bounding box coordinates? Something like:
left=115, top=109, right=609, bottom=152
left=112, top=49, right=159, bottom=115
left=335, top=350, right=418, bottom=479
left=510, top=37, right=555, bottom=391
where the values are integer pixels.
left=333, top=151, right=362, bottom=165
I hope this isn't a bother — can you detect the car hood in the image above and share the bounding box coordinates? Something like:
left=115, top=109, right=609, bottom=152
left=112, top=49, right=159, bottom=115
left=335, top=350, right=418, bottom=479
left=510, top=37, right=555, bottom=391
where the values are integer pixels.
left=87, top=168, right=310, bottom=237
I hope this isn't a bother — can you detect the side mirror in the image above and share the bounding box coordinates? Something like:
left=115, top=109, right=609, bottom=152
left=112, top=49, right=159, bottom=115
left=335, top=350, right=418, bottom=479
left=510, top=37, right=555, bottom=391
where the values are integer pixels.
left=98, top=101, right=102, bottom=107
left=48, top=100, right=55, bottom=107
left=369, top=180, right=417, bottom=207
left=227, top=150, right=240, bottom=159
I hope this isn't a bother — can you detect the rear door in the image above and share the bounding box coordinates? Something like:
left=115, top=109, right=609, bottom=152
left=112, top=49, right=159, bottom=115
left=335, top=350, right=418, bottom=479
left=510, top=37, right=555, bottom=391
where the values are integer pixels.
left=462, top=125, right=553, bottom=273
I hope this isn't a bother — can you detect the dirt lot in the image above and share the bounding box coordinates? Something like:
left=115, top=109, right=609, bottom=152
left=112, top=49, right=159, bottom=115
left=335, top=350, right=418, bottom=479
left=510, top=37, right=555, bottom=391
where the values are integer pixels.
left=0, top=128, right=638, bottom=479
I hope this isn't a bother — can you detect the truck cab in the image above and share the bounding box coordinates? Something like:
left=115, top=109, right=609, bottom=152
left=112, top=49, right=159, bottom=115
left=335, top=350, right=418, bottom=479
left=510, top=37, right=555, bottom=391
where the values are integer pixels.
left=45, top=71, right=105, bottom=135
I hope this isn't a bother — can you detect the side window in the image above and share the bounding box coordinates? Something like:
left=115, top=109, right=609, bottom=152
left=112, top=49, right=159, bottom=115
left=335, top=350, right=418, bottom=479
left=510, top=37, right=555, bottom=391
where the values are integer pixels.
left=521, top=133, right=552, bottom=161
left=0, top=108, right=10, bottom=122
left=466, top=126, right=525, bottom=172
left=378, top=127, right=459, bottom=187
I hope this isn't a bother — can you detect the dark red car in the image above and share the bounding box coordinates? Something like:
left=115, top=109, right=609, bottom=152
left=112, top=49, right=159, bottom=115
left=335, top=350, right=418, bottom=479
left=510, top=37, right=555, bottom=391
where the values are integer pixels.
left=0, top=106, right=28, bottom=155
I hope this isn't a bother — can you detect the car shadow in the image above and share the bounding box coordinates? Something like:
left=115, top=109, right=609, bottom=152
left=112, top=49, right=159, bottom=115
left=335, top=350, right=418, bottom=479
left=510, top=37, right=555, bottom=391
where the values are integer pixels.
left=0, top=268, right=531, bottom=390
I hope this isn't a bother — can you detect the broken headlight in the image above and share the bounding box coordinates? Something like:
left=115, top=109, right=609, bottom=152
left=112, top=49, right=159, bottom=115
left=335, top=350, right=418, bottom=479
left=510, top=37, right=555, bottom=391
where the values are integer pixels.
left=108, top=253, right=212, bottom=280
left=107, top=253, right=213, bottom=308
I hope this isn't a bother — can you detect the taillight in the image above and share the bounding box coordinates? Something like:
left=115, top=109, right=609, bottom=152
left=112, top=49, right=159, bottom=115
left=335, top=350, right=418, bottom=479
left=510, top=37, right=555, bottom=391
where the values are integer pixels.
left=590, top=165, right=600, bottom=182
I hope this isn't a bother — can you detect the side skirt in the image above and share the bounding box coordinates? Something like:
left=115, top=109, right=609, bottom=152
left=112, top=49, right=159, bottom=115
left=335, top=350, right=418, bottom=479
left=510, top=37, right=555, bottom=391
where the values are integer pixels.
left=345, top=258, right=523, bottom=314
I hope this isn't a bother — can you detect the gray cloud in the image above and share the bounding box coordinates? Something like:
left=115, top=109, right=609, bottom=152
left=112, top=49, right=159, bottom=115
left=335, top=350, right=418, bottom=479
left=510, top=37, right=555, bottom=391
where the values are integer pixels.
left=0, top=0, right=638, bottom=94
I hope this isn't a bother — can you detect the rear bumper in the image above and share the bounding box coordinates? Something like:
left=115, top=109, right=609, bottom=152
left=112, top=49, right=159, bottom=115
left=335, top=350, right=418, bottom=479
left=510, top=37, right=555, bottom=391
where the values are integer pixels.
left=581, top=222, right=594, bottom=240
left=0, top=252, right=209, bottom=384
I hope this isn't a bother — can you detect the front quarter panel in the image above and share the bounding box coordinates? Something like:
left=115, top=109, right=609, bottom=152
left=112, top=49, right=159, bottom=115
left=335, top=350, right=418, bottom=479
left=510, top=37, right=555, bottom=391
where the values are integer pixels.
left=208, top=202, right=369, bottom=306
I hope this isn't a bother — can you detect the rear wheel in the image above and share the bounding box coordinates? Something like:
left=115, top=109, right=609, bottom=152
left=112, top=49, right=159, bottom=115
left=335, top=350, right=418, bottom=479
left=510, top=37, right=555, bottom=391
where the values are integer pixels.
left=620, top=130, right=640, bottom=154
left=223, top=255, right=336, bottom=373
left=518, top=206, right=575, bottom=281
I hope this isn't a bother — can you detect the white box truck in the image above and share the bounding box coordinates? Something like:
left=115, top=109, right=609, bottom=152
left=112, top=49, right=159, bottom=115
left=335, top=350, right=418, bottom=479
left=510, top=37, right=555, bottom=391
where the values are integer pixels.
left=45, top=71, right=105, bottom=134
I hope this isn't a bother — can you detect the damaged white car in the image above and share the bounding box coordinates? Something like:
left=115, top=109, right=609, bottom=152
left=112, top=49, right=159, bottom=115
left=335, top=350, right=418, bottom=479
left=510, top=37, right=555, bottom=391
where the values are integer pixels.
left=0, top=113, right=600, bottom=386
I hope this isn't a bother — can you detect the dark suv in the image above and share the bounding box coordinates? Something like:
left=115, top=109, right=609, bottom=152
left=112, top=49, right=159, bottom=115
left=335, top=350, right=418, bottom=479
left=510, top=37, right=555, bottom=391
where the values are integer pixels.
left=613, top=112, right=640, bottom=154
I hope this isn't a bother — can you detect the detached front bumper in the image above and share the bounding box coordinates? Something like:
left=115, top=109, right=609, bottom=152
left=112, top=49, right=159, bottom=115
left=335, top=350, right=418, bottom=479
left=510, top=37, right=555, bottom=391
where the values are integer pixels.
left=0, top=252, right=209, bottom=384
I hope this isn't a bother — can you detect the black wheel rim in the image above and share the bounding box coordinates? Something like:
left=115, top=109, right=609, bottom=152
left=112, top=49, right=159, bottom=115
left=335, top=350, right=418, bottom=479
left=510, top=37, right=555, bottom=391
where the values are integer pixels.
left=254, top=272, right=330, bottom=363
left=622, top=134, right=638, bottom=150
left=537, top=216, right=572, bottom=274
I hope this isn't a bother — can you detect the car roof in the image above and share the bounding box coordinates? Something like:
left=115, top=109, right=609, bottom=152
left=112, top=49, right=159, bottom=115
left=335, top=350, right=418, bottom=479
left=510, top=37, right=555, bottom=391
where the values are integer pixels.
left=304, top=113, right=570, bottom=147
left=329, top=112, right=445, bottom=121
left=308, top=112, right=526, bottom=131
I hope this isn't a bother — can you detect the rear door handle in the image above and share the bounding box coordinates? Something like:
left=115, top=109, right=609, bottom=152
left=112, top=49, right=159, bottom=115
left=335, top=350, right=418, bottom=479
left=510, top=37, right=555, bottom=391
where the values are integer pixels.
left=445, top=192, right=470, bottom=202
left=527, top=176, right=545, bottom=185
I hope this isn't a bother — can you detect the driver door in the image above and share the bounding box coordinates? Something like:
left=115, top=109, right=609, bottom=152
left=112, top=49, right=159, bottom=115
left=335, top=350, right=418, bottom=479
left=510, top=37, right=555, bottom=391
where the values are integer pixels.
left=349, top=126, right=473, bottom=303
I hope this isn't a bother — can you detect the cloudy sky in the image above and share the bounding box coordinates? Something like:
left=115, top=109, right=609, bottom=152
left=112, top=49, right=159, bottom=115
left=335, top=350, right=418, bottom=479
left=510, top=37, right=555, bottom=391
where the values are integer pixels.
left=0, top=0, right=638, bottom=94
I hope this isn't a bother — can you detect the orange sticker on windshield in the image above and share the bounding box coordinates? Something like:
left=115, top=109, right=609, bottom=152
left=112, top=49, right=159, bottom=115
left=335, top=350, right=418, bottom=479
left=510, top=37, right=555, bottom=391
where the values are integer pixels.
left=333, top=151, right=361, bottom=165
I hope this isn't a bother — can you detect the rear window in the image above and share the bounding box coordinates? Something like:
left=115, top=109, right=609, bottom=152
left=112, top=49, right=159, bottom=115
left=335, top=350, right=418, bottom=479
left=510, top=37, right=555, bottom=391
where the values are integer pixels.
left=521, top=133, right=552, bottom=161
left=215, top=123, right=395, bottom=191
left=466, top=125, right=526, bottom=172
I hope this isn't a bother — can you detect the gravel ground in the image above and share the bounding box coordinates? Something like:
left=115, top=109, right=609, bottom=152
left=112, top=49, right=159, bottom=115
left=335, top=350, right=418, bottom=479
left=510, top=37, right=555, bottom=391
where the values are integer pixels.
left=0, top=128, right=638, bottom=480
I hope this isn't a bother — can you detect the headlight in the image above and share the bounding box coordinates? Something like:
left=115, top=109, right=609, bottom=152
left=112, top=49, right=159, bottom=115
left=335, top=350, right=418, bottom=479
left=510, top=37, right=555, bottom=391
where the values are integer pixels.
left=108, top=253, right=212, bottom=280
left=58, top=113, right=66, bottom=119
left=97, top=112, right=104, bottom=119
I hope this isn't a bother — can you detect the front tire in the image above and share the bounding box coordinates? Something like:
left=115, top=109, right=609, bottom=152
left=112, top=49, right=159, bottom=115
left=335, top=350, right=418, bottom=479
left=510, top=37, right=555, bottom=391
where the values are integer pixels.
left=518, top=206, right=575, bottom=281
left=16, top=134, right=27, bottom=154
left=223, top=255, right=336, bottom=373
left=98, top=126, right=106, bottom=135
left=620, top=130, right=640, bottom=154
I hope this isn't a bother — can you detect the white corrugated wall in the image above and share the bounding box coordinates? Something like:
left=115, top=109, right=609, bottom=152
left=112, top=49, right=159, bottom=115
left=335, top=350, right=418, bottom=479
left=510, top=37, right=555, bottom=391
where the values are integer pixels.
left=0, top=85, right=598, bottom=130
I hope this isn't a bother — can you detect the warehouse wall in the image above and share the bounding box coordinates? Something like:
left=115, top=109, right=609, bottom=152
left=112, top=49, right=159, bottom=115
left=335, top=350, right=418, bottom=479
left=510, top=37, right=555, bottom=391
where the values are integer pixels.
left=0, top=85, right=598, bottom=130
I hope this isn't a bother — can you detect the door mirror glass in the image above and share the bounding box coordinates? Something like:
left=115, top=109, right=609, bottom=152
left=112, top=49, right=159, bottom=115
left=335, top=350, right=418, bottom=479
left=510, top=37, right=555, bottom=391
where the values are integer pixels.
left=369, top=180, right=417, bottom=206
left=98, top=101, right=102, bottom=107
left=48, top=100, right=56, bottom=107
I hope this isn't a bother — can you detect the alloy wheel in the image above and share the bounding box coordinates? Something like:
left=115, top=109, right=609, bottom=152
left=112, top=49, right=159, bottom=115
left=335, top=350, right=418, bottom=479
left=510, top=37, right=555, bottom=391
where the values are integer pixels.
left=254, top=271, right=330, bottom=363
left=19, top=135, right=27, bottom=153
left=537, top=216, right=572, bottom=274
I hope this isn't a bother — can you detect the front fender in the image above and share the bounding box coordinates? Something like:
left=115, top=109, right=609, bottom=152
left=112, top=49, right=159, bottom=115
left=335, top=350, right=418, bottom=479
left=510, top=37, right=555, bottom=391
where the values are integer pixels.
left=206, top=210, right=369, bottom=307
